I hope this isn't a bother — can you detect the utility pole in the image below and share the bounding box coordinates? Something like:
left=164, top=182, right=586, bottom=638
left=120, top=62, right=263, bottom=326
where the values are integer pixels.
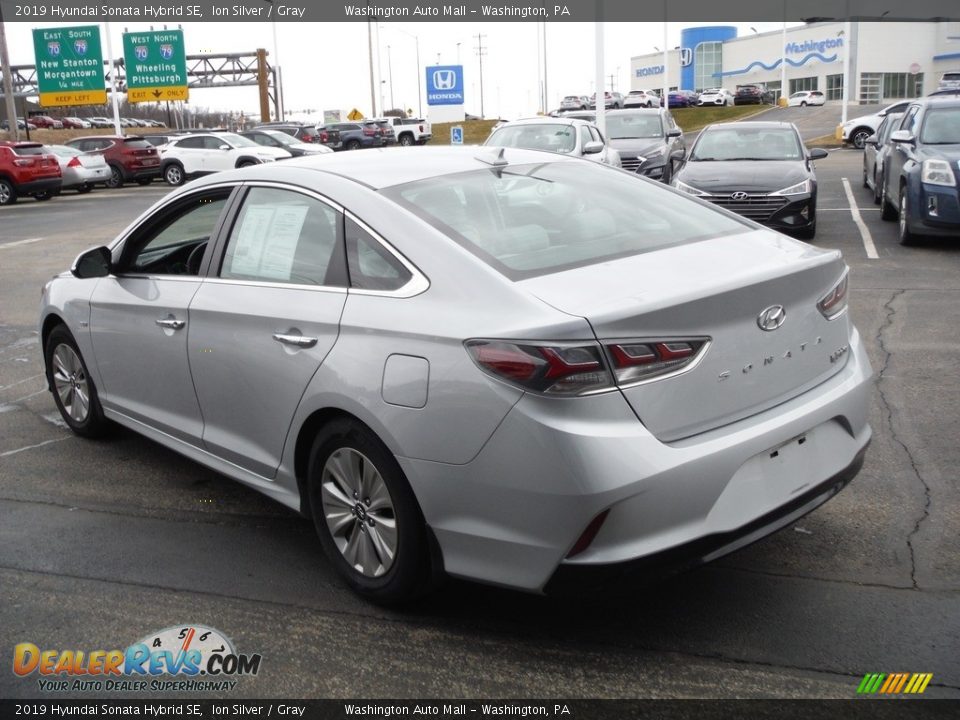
left=608, top=73, right=616, bottom=92
left=387, top=45, right=394, bottom=110
left=367, top=21, right=377, bottom=117
left=0, top=2, right=20, bottom=141
left=542, top=22, right=548, bottom=112
left=474, top=33, right=487, bottom=118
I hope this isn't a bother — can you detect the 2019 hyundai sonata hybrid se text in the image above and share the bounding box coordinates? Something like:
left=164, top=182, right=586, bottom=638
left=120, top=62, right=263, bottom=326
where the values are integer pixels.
left=40, top=147, right=873, bottom=603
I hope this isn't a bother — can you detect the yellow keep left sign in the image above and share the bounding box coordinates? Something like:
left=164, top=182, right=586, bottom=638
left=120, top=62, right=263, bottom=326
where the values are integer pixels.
left=39, top=90, right=107, bottom=108
left=128, top=86, right=189, bottom=103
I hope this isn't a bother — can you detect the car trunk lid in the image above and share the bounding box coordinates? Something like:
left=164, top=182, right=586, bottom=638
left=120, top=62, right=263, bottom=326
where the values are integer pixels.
left=518, top=230, right=851, bottom=441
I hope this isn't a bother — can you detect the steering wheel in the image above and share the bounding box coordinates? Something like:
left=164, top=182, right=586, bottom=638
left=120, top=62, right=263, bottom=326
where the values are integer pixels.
left=186, top=242, right=208, bottom=275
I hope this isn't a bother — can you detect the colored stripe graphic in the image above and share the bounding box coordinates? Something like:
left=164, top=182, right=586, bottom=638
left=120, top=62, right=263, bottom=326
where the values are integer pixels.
left=857, top=672, right=933, bottom=694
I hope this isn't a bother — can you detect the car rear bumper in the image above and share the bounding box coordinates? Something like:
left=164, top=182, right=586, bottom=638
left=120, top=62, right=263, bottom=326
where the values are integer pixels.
left=123, top=165, right=161, bottom=180
left=61, top=165, right=111, bottom=188
left=402, top=327, right=873, bottom=593
left=16, top=177, right=62, bottom=195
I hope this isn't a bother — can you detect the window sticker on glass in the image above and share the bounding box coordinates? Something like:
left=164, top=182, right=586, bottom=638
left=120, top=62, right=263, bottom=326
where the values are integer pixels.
left=227, top=204, right=309, bottom=281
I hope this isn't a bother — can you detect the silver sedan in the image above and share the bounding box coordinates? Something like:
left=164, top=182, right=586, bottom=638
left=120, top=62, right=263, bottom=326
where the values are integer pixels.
left=40, top=147, right=872, bottom=602
left=46, top=144, right=111, bottom=192
left=484, top=116, right=621, bottom=168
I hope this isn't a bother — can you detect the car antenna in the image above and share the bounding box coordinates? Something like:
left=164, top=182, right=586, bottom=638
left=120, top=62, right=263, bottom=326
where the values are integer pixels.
left=476, top=146, right=508, bottom=167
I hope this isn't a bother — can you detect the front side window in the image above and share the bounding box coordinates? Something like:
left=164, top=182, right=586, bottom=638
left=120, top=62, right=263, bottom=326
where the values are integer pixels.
left=383, top=161, right=747, bottom=281
left=124, top=191, right=231, bottom=275
left=221, top=187, right=343, bottom=287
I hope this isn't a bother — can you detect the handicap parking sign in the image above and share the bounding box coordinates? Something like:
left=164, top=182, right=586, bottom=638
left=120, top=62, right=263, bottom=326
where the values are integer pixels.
left=451, top=126, right=464, bottom=145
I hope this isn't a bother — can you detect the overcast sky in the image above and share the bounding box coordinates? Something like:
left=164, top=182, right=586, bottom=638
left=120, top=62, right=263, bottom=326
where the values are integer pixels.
left=4, top=21, right=798, bottom=120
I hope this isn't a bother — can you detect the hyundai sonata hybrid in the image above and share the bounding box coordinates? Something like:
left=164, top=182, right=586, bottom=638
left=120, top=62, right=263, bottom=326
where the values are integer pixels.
left=40, top=147, right=872, bottom=603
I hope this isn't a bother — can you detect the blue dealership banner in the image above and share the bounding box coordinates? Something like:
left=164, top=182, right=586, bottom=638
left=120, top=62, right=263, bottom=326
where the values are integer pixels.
left=426, top=65, right=464, bottom=106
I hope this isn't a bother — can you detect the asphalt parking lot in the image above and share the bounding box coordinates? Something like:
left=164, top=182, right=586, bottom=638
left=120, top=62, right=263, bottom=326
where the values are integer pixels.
left=1, top=150, right=958, bottom=700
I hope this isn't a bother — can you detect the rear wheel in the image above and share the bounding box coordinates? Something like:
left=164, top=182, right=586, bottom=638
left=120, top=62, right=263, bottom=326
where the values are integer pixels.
left=398, top=134, right=414, bottom=147
left=346, top=140, right=361, bottom=151
left=880, top=173, right=898, bottom=221
left=873, top=170, right=882, bottom=205
left=136, top=178, right=152, bottom=186
left=77, top=184, right=93, bottom=194
left=163, top=163, right=184, bottom=186
left=308, top=419, right=433, bottom=604
left=105, top=165, right=124, bottom=189
left=800, top=101, right=807, bottom=107
left=44, top=325, right=108, bottom=438
left=0, top=178, right=17, bottom=205
left=34, top=191, right=53, bottom=201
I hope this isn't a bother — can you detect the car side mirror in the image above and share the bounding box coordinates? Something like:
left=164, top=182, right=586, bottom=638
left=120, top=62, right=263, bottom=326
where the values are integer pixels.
left=808, top=148, right=829, bottom=160
left=666, top=129, right=682, bottom=138
left=863, top=134, right=878, bottom=146
left=889, top=130, right=914, bottom=145
left=220, top=144, right=231, bottom=151
left=582, top=141, right=604, bottom=155
left=71, top=246, right=112, bottom=279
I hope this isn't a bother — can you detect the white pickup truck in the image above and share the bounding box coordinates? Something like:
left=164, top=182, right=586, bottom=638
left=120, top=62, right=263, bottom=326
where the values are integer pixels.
left=383, top=117, right=432, bottom=146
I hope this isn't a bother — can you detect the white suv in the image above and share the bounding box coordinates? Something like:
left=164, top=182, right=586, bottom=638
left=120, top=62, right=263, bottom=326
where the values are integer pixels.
left=159, top=133, right=291, bottom=185
left=841, top=100, right=912, bottom=149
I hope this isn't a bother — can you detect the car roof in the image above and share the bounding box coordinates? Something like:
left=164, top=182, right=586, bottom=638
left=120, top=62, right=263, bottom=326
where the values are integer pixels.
left=497, top=116, right=592, bottom=127
left=605, top=108, right=665, bottom=115
left=186, top=146, right=578, bottom=191
left=917, top=96, right=960, bottom=108
left=703, top=121, right=797, bottom=130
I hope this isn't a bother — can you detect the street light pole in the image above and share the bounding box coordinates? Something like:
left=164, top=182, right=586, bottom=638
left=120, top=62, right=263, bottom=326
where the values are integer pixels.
left=387, top=45, right=394, bottom=110
left=367, top=21, right=377, bottom=116
left=0, top=3, right=20, bottom=141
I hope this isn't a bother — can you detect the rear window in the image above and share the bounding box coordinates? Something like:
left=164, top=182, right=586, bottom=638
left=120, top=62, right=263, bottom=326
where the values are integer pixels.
left=122, top=138, right=153, bottom=149
left=382, top=161, right=747, bottom=281
left=605, top=114, right=664, bottom=139
left=12, top=145, right=46, bottom=156
left=486, top=124, right=576, bottom=154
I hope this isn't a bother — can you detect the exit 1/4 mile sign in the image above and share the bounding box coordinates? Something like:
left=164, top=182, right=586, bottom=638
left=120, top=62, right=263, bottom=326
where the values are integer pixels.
left=122, top=29, right=189, bottom=103
left=32, top=25, right=107, bottom=107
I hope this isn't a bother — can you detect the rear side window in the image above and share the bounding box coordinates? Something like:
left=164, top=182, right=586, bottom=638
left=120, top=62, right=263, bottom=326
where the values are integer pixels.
left=384, top=161, right=746, bottom=281
left=222, top=187, right=345, bottom=287
left=345, top=217, right=412, bottom=292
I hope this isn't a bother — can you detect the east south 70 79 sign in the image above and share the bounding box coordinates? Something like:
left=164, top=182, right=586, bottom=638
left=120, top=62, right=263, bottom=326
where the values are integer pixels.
left=32, top=25, right=107, bottom=107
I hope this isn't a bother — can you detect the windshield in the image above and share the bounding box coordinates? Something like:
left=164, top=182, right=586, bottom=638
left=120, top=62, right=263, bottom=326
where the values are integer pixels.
left=219, top=133, right=258, bottom=148
left=692, top=126, right=803, bottom=161
left=701, top=89, right=722, bottom=94
left=605, top=114, right=664, bottom=139
left=920, top=108, right=960, bottom=144
left=263, top=130, right=298, bottom=146
left=383, top=162, right=747, bottom=280
left=485, top=124, right=577, bottom=154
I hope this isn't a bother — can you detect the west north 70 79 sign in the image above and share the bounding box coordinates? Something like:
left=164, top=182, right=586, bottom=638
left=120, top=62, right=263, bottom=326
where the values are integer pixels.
left=122, top=29, right=189, bottom=103
left=32, top=25, right=107, bottom=107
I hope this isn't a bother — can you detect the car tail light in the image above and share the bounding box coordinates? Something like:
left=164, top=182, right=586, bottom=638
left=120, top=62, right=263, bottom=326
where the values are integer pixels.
left=319, top=131, right=328, bottom=143
left=67, top=156, right=82, bottom=168
left=13, top=158, right=34, bottom=167
left=465, top=340, right=614, bottom=396
left=605, top=339, right=709, bottom=385
left=363, top=127, right=377, bottom=136
left=817, top=271, right=849, bottom=320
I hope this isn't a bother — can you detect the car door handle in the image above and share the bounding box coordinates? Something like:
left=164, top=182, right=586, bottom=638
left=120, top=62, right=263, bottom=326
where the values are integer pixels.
left=155, top=318, right=186, bottom=330
left=272, top=333, right=318, bottom=348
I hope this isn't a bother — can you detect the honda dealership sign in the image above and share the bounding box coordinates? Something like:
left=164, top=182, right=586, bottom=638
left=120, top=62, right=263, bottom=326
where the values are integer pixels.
left=426, top=65, right=464, bottom=106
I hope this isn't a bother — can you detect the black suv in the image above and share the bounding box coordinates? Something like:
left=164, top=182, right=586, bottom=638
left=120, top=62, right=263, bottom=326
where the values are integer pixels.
left=254, top=123, right=322, bottom=145
left=734, top=84, right=774, bottom=105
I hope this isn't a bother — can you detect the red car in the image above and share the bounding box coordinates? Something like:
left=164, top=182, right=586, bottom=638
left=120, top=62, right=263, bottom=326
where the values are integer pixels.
left=64, top=135, right=161, bottom=188
left=28, top=115, right=64, bottom=129
left=0, top=141, right=62, bottom=205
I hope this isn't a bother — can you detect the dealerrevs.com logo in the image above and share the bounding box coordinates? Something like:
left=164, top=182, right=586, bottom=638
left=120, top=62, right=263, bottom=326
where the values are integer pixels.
left=13, top=625, right=262, bottom=693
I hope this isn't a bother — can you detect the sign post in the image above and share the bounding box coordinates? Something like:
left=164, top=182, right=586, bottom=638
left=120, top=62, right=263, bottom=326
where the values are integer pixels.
left=122, top=29, right=188, bottom=103
left=31, top=25, right=106, bottom=107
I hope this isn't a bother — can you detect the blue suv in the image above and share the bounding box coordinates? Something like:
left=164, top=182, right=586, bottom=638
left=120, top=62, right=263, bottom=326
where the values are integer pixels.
left=881, top=97, right=960, bottom=245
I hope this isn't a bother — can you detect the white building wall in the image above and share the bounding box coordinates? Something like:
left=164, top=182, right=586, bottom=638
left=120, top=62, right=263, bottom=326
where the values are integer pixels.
left=629, top=51, right=682, bottom=94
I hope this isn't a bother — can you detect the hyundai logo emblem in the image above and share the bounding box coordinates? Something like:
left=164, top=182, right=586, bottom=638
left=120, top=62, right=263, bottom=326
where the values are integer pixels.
left=757, top=305, right=787, bottom=332
left=731, top=191, right=750, bottom=201
left=433, top=70, right=456, bottom=90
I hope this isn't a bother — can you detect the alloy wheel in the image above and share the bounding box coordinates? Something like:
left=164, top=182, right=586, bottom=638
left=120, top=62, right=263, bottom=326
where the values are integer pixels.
left=52, top=344, right=90, bottom=423
left=320, top=447, right=398, bottom=578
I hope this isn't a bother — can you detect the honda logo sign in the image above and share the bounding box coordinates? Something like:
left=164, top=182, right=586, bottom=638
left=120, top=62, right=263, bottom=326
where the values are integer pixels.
left=680, top=47, right=693, bottom=67
left=427, top=65, right=464, bottom=106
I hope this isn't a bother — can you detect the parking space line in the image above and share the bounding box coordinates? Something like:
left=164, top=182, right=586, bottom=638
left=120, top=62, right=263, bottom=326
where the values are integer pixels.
left=0, top=437, right=68, bottom=458
left=840, top=178, right=879, bottom=260
left=0, top=237, right=42, bottom=249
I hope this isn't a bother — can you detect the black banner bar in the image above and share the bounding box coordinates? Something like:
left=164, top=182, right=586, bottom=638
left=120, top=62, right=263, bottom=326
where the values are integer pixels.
left=1, top=0, right=959, bottom=23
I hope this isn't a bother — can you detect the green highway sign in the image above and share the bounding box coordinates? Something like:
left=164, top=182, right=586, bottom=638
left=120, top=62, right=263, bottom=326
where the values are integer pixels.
left=122, top=30, right=189, bottom=103
left=32, top=25, right=107, bottom=107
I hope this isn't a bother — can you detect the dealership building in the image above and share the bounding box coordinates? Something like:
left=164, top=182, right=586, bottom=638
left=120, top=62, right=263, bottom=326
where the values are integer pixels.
left=631, top=21, right=960, bottom=103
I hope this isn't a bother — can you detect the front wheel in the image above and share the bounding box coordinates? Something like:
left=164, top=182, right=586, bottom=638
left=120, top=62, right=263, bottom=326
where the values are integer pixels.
left=308, top=419, right=434, bottom=604
left=851, top=129, right=871, bottom=150
left=34, top=191, right=53, bottom=201
left=800, top=101, right=807, bottom=107
left=398, top=134, right=414, bottom=147
left=77, top=184, right=93, bottom=194
left=880, top=174, right=898, bottom=221
left=898, top=189, right=918, bottom=246
left=163, top=163, right=184, bottom=186
left=45, top=325, right=109, bottom=438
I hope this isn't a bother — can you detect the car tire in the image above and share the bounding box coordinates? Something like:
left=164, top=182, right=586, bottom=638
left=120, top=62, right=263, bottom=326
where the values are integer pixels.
left=862, top=163, right=870, bottom=189
left=851, top=128, right=872, bottom=150
left=77, top=184, right=93, bottom=194
left=880, top=173, right=898, bottom=221
left=44, top=325, right=109, bottom=439
left=795, top=222, right=817, bottom=240
left=346, top=140, right=361, bottom=151
left=34, top=191, right=53, bottom=201
left=898, top=187, right=918, bottom=246
left=163, top=163, right=185, bottom=186
left=136, top=178, right=152, bottom=186
left=307, top=418, right=434, bottom=604
left=800, top=101, right=807, bottom=107
left=398, top=134, right=414, bottom=147
left=105, top=165, right=124, bottom=189
left=237, top=161, right=257, bottom=168
left=873, top=170, right=882, bottom=205
left=0, top=177, right=18, bottom=205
